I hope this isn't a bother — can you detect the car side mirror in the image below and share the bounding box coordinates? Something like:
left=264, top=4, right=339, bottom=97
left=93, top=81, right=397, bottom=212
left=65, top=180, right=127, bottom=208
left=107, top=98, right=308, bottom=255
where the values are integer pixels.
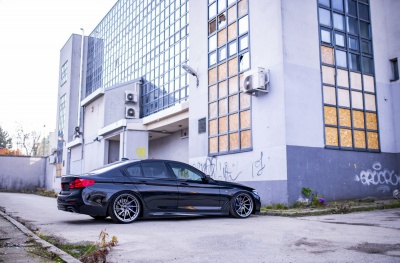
left=202, top=176, right=211, bottom=183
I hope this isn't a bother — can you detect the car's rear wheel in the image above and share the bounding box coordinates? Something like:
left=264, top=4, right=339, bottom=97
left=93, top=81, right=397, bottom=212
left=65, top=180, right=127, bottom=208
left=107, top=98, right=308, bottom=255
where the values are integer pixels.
left=230, top=192, right=254, bottom=218
left=109, top=192, right=141, bottom=223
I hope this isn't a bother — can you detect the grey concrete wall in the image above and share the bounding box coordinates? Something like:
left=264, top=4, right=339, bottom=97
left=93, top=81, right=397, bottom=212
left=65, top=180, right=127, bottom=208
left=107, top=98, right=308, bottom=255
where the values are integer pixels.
left=0, top=156, right=46, bottom=191
left=287, top=146, right=400, bottom=204
left=149, top=131, right=189, bottom=163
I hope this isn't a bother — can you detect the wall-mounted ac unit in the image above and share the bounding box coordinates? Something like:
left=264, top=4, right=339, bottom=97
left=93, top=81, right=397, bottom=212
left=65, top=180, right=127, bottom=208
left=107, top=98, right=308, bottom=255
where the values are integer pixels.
left=125, top=90, right=138, bottom=103
left=49, top=155, right=56, bottom=164
left=243, top=67, right=270, bottom=94
left=125, top=106, right=136, bottom=118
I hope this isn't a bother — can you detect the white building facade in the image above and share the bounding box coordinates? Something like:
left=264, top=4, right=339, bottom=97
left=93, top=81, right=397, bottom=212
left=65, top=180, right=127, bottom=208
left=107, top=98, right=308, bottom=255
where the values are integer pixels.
left=53, top=0, right=400, bottom=204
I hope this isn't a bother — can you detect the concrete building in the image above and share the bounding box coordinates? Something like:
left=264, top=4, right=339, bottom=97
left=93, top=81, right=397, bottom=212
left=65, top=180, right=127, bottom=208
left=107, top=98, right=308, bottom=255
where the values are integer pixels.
left=53, top=0, right=400, bottom=205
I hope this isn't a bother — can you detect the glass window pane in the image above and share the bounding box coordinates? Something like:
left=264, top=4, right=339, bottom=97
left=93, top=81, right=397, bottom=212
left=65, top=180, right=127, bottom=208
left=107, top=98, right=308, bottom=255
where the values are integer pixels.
left=209, top=52, right=217, bottom=66
left=336, top=50, right=347, bottom=68
left=364, top=93, right=376, bottom=111
left=218, top=46, right=227, bottom=62
left=361, top=40, right=372, bottom=55
left=228, top=5, right=237, bottom=24
left=321, top=29, right=332, bottom=43
left=229, top=41, right=237, bottom=56
left=335, top=33, right=345, bottom=47
left=363, top=75, right=375, bottom=93
left=349, top=53, right=360, bottom=71
left=346, top=0, right=357, bottom=16
left=219, top=80, right=228, bottom=98
left=238, top=0, right=248, bottom=17
left=348, top=36, right=358, bottom=51
left=359, top=3, right=370, bottom=21
left=347, top=17, right=358, bottom=35
left=319, top=8, right=331, bottom=27
left=350, top=71, right=362, bottom=90
left=360, top=21, right=371, bottom=38
left=239, top=35, right=248, bottom=51
left=332, top=0, right=344, bottom=12
left=337, top=69, right=349, bottom=87
left=209, top=19, right=217, bottom=34
left=209, top=2, right=217, bottom=19
left=238, top=15, right=248, bottom=35
left=362, top=56, right=374, bottom=74
left=319, top=0, right=330, bottom=7
left=333, top=13, right=345, bottom=31
left=218, top=13, right=227, bottom=29
left=239, top=52, right=250, bottom=71
left=209, top=34, right=217, bottom=51
left=218, top=0, right=227, bottom=13
left=322, top=65, right=335, bottom=85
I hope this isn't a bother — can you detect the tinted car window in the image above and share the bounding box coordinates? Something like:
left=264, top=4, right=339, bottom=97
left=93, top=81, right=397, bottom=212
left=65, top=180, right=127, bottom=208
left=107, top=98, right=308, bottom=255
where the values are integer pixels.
left=141, top=162, right=169, bottom=179
left=169, top=162, right=203, bottom=181
left=125, top=164, right=142, bottom=177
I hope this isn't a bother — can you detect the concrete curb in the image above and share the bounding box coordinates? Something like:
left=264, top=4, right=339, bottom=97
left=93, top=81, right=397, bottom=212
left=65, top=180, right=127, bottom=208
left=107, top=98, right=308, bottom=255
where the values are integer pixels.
left=0, top=210, right=82, bottom=263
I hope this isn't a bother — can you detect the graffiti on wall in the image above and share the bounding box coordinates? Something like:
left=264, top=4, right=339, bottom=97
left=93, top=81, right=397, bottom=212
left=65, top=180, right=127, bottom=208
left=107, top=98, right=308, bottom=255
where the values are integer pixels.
left=192, top=152, right=266, bottom=181
left=135, top=147, right=147, bottom=158
left=355, top=162, right=399, bottom=193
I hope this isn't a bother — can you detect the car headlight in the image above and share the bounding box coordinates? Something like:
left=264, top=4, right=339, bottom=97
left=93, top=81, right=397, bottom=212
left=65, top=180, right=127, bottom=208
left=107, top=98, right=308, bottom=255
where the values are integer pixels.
left=252, top=190, right=259, bottom=196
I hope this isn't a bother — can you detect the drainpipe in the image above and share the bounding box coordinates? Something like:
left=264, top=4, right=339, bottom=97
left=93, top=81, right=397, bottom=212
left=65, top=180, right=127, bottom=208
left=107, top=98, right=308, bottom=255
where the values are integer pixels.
left=79, top=28, right=85, bottom=173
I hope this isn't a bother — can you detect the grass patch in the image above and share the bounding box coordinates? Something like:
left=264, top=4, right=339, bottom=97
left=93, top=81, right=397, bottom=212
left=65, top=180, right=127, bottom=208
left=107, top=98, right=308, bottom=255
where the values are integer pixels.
left=27, top=237, right=66, bottom=263
left=37, top=234, right=95, bottom=259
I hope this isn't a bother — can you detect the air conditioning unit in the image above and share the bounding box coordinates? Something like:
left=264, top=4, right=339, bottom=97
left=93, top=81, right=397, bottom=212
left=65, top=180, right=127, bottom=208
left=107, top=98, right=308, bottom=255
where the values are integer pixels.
left=243, top=67, right=270, bottom=94
left=125, top=106, right=136, bottom=118
left=125, top=90, right=138, bottom=103
left=49, top=155, right=56, bottom=164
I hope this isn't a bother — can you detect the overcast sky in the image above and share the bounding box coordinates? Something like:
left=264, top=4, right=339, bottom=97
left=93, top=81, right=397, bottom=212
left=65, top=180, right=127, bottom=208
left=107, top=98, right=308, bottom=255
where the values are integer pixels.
left=0, top=0, right=117, bottom=139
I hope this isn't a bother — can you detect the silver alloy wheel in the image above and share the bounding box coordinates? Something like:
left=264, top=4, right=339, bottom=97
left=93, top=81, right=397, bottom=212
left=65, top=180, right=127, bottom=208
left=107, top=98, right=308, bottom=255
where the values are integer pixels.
left=112, top=193, right=140, bottom=223
left=234, top=193, right=253, bottom=218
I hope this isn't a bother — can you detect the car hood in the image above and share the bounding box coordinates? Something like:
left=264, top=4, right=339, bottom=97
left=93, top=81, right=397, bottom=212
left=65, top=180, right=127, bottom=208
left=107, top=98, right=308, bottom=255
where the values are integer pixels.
left=214, top=180, right=254, bottom=191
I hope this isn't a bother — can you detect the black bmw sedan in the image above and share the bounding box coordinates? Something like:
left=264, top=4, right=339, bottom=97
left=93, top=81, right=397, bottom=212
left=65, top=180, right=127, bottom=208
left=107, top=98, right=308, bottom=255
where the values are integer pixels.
left=57, top=159, right=261, bottom=223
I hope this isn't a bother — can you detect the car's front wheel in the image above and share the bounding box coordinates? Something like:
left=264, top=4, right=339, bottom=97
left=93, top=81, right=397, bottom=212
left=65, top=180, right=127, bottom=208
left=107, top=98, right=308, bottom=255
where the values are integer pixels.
left=230, top=192, right=254, bottom=218
left=109, top=192, right=141, bottom=223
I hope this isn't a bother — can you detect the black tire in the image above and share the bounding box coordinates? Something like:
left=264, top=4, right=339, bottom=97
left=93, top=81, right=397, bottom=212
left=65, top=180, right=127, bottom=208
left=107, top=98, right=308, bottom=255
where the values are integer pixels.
left=230, top=192, right=254, bottom=218
left=90, top=215, right=108, bottom=220
left=108, top=192, right=141, bottom=223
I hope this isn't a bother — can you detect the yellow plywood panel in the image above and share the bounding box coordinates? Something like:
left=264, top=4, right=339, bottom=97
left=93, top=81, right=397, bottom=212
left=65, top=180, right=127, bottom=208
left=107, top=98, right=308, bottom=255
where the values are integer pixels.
left=366, top=112, right=377, bottom=130
left=228, top=57, right=238, bottom=76
left=229, top=113, right=239, bottom=131
left=323, top=85, right=336, bottom=105
left=218, top=80, right=228, bottom=98
left=209, top=119, right=217, bottom=136
left=219, top=116, right=228, bottom=133
left=322, top=66, right=335, bottom=85
left=363, top=75, right=375, bottom=93
left=229, top=132, right=239, bottom=150
left=337, top=69, right=349, bottom=88
left=218, top=28, right=227, bottom=47
left=321, top=46, right=334, bottom=65
left=240, top=130, right=251, bottom=149
left=209, top=84, right=217, bottom=101
left=238, top=0, right=248, bottom=17
left=229, top=76, right=238, bottom=94
left=240, top=110, right=251, bottom=128
left=228, top=22, right=237, bottom=42
left=367, top=132, right=379, bottom=150
left=209, top=137, right=218, bottom=153
left=228, top=5, right=237, bottom=24
left=209, top=67, right=217, bottom=85
left=219, top=135, right=228, bottom=152
left=219, top=98, right=227, bottom=116
left=350, top=72, right=362, bottom=90
left=218, top=62, right=227, bottom=81
left=352, top=110, right=365, bottom=129
left=229, top=94, right=238, bottom=113
left=209, top=102, right=217, bottom=118
left=240, top=92, right=251, bottom=109
left=340, top=128, right=353, bottom=147
left=354, top=130, right=366, bottom=149
left=325, top=127, right=338, bottom=146
left=339, top=108, right=351, bottom=127
left=324, top=106, right=337, bottom=125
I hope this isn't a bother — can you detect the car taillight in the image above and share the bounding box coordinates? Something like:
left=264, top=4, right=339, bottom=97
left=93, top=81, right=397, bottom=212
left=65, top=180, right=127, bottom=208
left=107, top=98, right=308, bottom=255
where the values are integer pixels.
left=69, top=179, right=95, bottom=189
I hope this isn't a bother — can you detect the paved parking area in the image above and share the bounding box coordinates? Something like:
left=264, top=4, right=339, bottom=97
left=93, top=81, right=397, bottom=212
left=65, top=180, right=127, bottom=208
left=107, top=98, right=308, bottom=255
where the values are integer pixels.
left=0, top=192, right=399, bottom=263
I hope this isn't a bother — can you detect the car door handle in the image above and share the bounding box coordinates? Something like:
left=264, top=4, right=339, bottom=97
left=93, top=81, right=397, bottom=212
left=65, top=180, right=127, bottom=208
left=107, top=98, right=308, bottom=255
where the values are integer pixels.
left=179, top=183, right=189, bottom=187
left=137, top=180, right=147, bottom=184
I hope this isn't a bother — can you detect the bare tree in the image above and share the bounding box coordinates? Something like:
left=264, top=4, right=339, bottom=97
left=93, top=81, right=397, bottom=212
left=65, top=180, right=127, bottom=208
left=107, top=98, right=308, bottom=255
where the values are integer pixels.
left=16, top=126, right=42, bottom=156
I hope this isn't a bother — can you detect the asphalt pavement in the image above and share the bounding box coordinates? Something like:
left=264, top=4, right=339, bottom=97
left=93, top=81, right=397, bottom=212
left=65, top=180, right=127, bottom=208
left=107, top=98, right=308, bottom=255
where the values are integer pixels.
left=0, top=192, right=399, bottom=263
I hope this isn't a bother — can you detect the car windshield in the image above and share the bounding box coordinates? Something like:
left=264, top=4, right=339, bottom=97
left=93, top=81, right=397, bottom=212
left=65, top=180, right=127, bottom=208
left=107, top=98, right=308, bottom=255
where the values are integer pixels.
left=86, top=160, right=138, bottom=175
